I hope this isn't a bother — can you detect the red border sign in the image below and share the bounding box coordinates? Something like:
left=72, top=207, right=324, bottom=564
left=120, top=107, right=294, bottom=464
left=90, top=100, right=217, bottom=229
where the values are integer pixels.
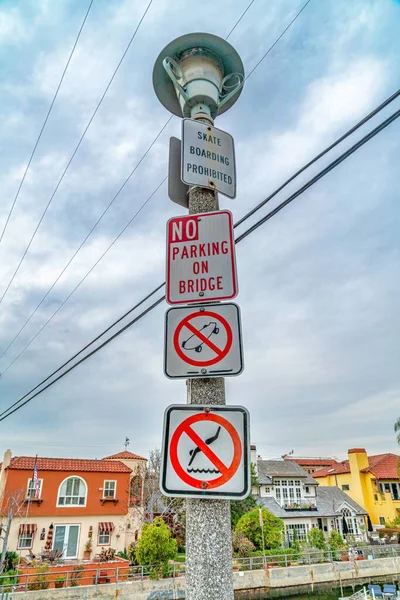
left=169, top=413, right=242, bottom=489
left=166, top=211, right=237, bottom=305
left=173, top=310, right=233, bottom=367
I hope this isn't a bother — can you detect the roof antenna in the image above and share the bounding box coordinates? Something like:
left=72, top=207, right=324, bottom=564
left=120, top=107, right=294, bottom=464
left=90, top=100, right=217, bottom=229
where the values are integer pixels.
left=124, top=437, right=130, bottom=451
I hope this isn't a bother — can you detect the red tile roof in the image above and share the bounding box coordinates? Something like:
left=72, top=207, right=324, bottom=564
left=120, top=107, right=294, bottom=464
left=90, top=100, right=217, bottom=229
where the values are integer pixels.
left=103, top=451, right=147, bottom=461
left=313, top=461, right=350, bottom=478
left=285, top=458, right=336, bottom=467
left=360, top=453, right=399, bottom=479
left=313, top=453, right=400, bottom=480
left=7, top=457, right=132, bottom=473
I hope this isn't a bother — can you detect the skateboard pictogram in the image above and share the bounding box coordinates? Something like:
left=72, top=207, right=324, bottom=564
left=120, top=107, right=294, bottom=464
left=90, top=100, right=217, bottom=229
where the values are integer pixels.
left=169, top=413, right=242, bottom=490
left=173, top=310, right=233, bottom=367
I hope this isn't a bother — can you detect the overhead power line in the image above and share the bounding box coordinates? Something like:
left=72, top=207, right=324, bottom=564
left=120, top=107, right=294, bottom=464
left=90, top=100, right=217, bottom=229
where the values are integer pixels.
left=0, top=177, right=167, bottom=376
left=0, top=2, right=311, bottom=369
left=246, top=0, right=312, bottom=80
left=0, top=0, right=154, bottom=305
left=2, top=86, right=399, bottom=374
left=0, top=0, right=95, bottom=244
left=1, top=104, right=399, bottom=423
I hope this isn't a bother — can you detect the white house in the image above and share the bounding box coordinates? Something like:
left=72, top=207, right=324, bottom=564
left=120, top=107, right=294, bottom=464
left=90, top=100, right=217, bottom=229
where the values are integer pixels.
left=251, top=447, right=368, bottom=544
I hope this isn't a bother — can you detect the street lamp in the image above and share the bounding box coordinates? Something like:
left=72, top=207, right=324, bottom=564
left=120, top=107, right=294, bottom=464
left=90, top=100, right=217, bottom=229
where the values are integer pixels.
left=153, top=32, right=244, bottom=122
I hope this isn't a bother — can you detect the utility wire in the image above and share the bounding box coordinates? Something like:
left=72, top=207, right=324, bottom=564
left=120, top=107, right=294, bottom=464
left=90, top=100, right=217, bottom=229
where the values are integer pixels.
left=225, top=0, right=257, bottom=40
left=1, top=105, right=399, bottom=422
left=0, top=177, right=167, bottom=376
left=2, top=86, right=399, bottom=373
left=0, top=0, right=95, bottom=244
left=0, top=0, right=309, bottom=367
left=246, top=0, right=312, bottom=80
left=0, top=0, right=154, bottom=305
left=0, top=118, right=172, bottom=362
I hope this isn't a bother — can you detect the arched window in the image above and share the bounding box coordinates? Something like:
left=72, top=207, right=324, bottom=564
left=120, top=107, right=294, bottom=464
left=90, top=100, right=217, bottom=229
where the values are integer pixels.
left=341, top=507, right=359, bottom=534
left=57, top=477, right=87, bottom=506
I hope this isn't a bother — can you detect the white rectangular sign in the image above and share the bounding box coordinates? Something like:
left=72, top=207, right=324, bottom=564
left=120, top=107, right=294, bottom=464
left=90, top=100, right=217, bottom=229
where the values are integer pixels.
left=181, top=119, right=236, bottom=198
left=166, top=210, right=237, bottom=305
left=161, top=404, right=250, bottom=499
left=164, top=303, right=244, bottom=379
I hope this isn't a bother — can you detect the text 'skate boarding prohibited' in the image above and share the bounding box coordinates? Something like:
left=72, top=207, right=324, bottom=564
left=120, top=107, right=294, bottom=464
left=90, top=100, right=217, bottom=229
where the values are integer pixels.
left=161, top=405, right=250, bottom=499
left=181, top=119, right=236, bottom=198
left=166, top=210, right=238, bottom=305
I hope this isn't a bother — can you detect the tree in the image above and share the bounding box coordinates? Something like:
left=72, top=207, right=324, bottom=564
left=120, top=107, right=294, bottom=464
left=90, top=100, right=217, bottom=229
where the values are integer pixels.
left=306, top=527, right=327, bottom=551
left=135, top=517, right=177, bottom=578
left=0, top=489, right=26, bottom=573
left=235, top=508, right=284, bottom=550
left=328, top=530, right=345, bottom=551
left=395, top=417, right=400, bottom=446
left=230, top=495, right=257, bottom=529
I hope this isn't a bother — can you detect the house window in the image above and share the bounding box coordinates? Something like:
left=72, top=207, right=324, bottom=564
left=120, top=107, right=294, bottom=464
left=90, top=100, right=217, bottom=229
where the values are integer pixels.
left=98, top=531, right=111, bottom=545
left=265, top=487, right=270, bottom=493
left=379, top=517, right=385, bottom=526
left=103, top=481, right=116, bottom=498
left=341, top=508, right=359, bottom=535
left=18, top=532, right=34, bottom=549
left=374, top=494, right=378, bottom=501
left=18, top=524, right=37, bottom=549
left=275, top=479, right=303, bottom=506
left=342, top=484, right=350, bottom=491
left=276, top=488, right=281, bottom=502
left=26, top=478, right=42, bottom=499
left=305, top=487, right=310, bottom=494
left=286, top=523, right=308, bottom=542
left=98, top=523, right=114, bottom=546
left=58, top=477, right=87, bottom=506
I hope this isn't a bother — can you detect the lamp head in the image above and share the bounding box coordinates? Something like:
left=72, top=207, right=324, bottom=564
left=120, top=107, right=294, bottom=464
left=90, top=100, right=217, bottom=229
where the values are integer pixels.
left=153, top=32, right=244, bottom=119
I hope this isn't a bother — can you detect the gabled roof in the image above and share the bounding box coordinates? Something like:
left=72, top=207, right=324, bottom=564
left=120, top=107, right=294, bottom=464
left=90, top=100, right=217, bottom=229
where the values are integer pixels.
left=7, top=457, right=132, bottom=473
left=257, top=460, right=318, bottom=485
left=102, top=451, right=147, bottom=461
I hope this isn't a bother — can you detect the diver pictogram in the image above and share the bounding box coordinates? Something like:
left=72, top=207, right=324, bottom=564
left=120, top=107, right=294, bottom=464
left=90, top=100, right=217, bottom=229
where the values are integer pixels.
left=187, top=426, right=221, bottom=473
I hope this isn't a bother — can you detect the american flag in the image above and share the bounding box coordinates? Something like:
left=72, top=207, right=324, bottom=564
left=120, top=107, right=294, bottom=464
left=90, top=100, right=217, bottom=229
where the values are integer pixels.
left=32, top=455, right=39, bottom=499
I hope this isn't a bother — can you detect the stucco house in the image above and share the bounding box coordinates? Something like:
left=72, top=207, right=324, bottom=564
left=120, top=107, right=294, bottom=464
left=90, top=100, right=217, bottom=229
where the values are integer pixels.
left=251, top=447, right=368, bottom=544
left=0, top=449, right=147, bottom=561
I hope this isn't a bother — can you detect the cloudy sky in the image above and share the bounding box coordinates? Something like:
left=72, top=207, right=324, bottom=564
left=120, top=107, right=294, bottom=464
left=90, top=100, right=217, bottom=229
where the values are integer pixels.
left=0, top=0, right=399, bottom=465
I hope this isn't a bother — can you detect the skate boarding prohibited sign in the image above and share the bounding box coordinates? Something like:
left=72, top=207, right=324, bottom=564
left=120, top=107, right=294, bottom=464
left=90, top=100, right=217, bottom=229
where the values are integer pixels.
left=161, top=405, right=250, bottom=499
left=164, top=303, right=244, bottom=379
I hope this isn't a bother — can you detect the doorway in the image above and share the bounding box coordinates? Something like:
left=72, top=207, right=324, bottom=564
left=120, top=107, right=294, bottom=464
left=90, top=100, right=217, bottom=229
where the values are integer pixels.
left=53, top=524, right=80, bottom=558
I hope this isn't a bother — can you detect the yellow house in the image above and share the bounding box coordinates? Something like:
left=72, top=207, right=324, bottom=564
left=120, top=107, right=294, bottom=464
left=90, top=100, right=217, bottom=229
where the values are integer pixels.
left=312, top=448, right=400, bottom=528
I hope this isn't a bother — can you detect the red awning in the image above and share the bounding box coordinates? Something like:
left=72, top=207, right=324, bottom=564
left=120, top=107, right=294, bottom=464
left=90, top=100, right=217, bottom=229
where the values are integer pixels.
left=19, top=524, right=37, bottom=535
left=98, top=522, right=114, bottom=533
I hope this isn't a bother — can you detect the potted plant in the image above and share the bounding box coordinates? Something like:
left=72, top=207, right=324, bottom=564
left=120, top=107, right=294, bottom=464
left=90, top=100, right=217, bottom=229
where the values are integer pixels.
left=84, top=538, right=92, bottom=560
left=55, top=575, right=65, bottom=588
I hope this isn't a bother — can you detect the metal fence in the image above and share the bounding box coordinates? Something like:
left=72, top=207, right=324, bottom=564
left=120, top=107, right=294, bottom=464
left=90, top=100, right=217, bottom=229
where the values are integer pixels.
left=0, top=545, right=399, bottom=593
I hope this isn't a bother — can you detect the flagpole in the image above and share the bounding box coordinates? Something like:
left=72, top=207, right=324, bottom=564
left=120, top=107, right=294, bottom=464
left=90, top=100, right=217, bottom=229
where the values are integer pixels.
left=18, top=455, right=38, bottom=565
left=259, top=507, right=266, bottom=567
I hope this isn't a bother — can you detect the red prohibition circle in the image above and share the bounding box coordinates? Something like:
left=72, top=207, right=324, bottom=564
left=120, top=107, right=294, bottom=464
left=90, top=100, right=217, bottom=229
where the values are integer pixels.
left=169, top=413, right=242, bottom=490
left=173, top=310, right=233, bottom=367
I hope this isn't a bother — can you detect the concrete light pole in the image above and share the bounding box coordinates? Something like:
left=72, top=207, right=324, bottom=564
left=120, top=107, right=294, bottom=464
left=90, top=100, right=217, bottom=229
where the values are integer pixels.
left=153, top=33, right=244, bottom=600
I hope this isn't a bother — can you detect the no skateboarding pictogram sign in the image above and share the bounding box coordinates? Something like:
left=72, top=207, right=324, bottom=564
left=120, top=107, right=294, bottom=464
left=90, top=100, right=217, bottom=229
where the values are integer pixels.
left=161, top=405, right=250, bottom=499
left=164, top=303, right=244, bottom=379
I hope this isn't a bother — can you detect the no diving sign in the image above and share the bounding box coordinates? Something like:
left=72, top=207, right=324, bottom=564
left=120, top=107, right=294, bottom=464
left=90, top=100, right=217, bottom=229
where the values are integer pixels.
left=164, top=303, right=244, bottom=379
left=161, top=405, right=250, bottom=499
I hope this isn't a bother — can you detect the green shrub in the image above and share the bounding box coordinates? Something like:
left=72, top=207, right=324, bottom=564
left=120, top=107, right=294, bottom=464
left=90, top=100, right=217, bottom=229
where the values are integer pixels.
left=27, top=565, right=50, bottom=591
left=235, top=508, right=284, bottom=550
left=135, top=517, right=177, bottom=579
left=3, top=551, right=19, bottom=572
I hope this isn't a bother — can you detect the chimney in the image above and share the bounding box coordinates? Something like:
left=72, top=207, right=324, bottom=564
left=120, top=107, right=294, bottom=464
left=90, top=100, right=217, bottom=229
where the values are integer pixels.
left=0, top=449, right=12, bottom=501
left=250, top=444, right=258, bottom=477
left=347, top=448, right=368, bottom=509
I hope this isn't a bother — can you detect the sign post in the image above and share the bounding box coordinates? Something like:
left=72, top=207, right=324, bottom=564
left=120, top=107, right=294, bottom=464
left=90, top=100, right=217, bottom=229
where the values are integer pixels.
left=153, top=32, right=245, bottom=600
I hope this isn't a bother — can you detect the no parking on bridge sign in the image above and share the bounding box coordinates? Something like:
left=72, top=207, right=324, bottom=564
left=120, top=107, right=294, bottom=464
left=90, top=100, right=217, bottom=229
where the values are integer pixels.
left=161, top=404, right=250, bottom=499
